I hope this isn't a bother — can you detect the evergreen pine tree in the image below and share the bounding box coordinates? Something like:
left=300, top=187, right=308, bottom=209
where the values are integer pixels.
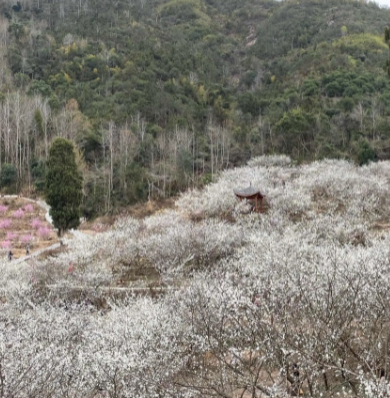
left=45, top=138, right=83, bottom=236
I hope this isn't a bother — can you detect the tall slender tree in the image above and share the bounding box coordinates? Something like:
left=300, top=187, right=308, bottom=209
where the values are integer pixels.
left=45, top=138, right=83, bottom=236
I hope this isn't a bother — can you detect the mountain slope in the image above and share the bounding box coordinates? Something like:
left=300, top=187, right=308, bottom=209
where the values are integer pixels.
left=0, top=0, right=390, bottom=215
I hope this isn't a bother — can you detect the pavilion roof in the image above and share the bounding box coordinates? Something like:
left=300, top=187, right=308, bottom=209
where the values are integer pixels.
left=233, top=186, right=264, bottom=198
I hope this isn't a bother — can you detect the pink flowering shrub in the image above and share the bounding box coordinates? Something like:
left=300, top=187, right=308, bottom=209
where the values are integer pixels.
left=37, top=226, right=51, bottom=239
left=31, top=219, right=43, bottom=229
left=21, top=234, right=33, bottom=244
left=1, top=240, right=11, bottom=249
left=6, top=232, right=17, bottom=241
left=0, top=219, right=11, bottom=229
left=67, top=262, right=75, bottom=273
left=24, top=204, right=34, bottom=212
left=0, top=205, right=8, bottom=213
left=13, top=209, right=24, bottom=218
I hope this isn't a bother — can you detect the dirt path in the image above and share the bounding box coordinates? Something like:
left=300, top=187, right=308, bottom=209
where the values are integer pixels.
left=46, top=284, right=176, bottom=293
left=2, top=195, right=61, bottom=264
left=4, top=197, right=176, bottom=295
left=12, top=242, right=62, bottom=265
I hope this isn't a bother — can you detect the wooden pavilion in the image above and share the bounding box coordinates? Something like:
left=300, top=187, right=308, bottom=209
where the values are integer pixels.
left=234, top=186, right=265, bottom=213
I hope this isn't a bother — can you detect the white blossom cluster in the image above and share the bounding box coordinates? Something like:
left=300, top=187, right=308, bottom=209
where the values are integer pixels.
left=2, top=157, right=390, bottom=397
left=176, top=156, right=390, bottom=224
left=0, top=299, right=187, bottom=398
left=32, top=210, right=245, bottom=293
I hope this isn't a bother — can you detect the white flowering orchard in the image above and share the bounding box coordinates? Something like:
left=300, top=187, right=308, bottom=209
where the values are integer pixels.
left=2, top=156, right=390, bottom=397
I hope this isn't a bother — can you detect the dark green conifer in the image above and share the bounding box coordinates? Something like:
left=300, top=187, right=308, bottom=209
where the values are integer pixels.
left=45, top=138, right=83, bottom=236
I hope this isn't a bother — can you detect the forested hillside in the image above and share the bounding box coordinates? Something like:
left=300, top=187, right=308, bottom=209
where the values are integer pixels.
left=0, top=0, right=390, bottom=216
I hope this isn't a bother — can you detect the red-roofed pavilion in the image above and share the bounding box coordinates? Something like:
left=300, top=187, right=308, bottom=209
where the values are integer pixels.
left=234, top=186, right=265, bottom=213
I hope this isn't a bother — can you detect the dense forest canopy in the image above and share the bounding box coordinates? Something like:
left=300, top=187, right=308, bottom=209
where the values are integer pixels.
left=0, top=0, right=389, bottom=216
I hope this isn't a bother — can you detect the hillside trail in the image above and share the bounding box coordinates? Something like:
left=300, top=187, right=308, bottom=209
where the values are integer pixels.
left=5, top=196, right=174, bottom=293
left=3, top=195, right=72, bottom=264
